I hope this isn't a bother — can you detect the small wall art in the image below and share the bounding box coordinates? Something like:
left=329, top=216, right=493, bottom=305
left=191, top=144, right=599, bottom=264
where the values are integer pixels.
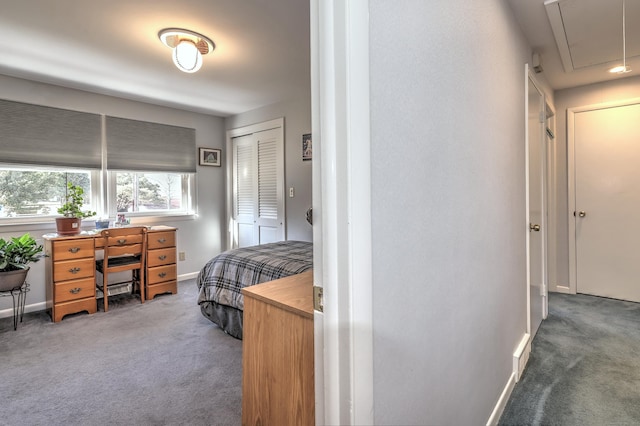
left=302, top=133, right=312, bottom=161
left=199, top=147, right=221, bottom=167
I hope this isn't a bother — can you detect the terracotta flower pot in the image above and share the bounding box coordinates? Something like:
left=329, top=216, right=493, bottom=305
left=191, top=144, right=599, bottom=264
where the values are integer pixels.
left=0, top=268, right=29, bottom=292
left=56, top=217, right=83, bottom=236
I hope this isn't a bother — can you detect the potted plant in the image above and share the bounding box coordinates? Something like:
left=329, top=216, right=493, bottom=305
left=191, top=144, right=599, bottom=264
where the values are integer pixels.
left=56, top=182, right=97, bottom=235
left=0, top=233, right=44, bottom=292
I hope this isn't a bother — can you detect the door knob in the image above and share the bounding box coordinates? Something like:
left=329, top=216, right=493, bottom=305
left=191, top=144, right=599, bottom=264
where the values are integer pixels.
left=578, top=211, right=586, bottom=218
left=529, top=223, right=541, bottom=232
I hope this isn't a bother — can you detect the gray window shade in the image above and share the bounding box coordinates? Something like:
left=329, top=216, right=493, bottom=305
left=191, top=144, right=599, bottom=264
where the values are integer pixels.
left=106, top=116, right=196, bottom=173
left=0, top=99, right=102, bottom=168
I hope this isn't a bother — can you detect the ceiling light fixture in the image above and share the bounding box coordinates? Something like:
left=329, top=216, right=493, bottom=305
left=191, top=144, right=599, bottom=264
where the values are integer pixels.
left=158, top=28, right=215, bottom=73
left=610, top=0, right=631, bottom=74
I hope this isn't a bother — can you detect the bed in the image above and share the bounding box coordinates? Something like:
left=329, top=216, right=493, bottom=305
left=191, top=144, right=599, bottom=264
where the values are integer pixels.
left=196, top=240, right=313, bottom=339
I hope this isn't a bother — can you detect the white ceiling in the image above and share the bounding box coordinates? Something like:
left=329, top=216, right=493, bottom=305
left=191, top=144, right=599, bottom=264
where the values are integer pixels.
left=0, top=1, right=635, bottom=116
left=0, top=0, right=310, bottom=117
left=507, top=0, right=640, bottom=90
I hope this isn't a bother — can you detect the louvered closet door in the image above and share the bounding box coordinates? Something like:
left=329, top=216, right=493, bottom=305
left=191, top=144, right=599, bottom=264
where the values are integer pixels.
left=232, top=128, right=284, bottom=248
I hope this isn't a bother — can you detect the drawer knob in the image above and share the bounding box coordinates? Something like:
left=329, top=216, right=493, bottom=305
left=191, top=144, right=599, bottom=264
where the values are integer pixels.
left=117, top=239, right=127, bottom=245
left=158, top=255, right=167, bottom=260
left=157, top=238, right=167, bottom=243
left=69, top=287, right=81, bottom=294
left=158, top=272, right=167, bottom=278
left=68, top=247, right=80, bottom=254
left=69, top=267, right=81, bottom=274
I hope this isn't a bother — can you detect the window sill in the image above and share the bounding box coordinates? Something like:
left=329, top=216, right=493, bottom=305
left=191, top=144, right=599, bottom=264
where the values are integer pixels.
left=0, top=213, right=197, bottom=233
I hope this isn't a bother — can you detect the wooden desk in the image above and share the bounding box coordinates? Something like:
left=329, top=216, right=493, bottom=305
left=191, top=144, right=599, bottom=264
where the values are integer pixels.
left=44, top=225, right=177, bottom=322
left=241, top=270, right=315, bottom=425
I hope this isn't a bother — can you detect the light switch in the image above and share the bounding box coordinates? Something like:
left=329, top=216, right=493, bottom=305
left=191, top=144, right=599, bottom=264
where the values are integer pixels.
left=289, top=187, right=295, bottom=198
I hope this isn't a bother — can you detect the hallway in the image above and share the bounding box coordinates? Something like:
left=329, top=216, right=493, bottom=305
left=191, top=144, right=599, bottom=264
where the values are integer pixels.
left=499, top=292, right=640, bottom=425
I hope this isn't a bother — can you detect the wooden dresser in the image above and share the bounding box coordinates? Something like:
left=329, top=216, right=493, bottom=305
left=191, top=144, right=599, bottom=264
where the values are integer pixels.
left=145, top=227, right=178, bottom=300
left=241, top=270, right=315, bottom=426
left=44, top=235, right=97, bottom=323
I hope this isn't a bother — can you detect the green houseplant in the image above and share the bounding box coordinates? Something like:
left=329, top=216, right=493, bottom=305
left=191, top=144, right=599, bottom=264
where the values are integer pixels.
left=0, top=233, right=44, bottom=292
left=55, top=182, right=97, bottom=235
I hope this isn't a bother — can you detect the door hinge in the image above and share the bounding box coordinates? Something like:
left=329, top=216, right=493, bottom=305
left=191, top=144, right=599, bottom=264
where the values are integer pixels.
left=313, top=285, right=323, bottom=312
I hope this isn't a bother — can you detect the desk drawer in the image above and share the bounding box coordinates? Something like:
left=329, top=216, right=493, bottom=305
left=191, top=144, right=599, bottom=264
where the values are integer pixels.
left=147, top=248, right=176, bottom=267
left=147, top=231, right=176, bottom=250
left=53, top=239, right=95, bottom=261
left=55, top=277, right=95, bottom=303
left=54, top=258, right=95, bottom=282
left=147, top=264, right=177, bottom=284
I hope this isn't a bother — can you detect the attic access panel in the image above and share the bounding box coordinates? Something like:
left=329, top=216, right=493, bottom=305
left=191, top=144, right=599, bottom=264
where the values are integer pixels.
left=545, top=0, right=640, bottom=72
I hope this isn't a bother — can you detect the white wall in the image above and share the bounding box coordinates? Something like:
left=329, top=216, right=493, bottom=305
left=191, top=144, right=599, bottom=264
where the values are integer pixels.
left=225, top=95, right=313, bottom=243
left=0, top=74, right=227, bottom=315
left=550, top=75, right=640, bottom=290
left=369, top=1, right=530, bottom=423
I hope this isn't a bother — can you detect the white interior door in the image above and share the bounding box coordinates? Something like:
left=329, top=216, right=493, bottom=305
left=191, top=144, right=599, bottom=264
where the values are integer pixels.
left=230, top=123, right=285, bottom=248
left=573, top=102, right=640, bottom=302
left=527, top=73, right=547, bottom=338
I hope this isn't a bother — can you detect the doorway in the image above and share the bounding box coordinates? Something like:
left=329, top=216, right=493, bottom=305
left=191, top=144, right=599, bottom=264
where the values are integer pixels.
left=527, top=70, right=548, bottom=338
left=226, top=118, right=285, bottom=249
left=568, top=101, right=640, bottom=302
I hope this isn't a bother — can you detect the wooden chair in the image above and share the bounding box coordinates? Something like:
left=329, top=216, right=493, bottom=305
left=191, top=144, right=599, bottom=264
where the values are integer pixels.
left=95, top=227, right=147, bottom=312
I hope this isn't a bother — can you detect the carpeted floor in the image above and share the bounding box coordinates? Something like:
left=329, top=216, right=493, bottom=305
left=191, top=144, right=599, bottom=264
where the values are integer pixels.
left=499, top=292, right=640, bottom=426
left=0, top=279, right=242, bottom=426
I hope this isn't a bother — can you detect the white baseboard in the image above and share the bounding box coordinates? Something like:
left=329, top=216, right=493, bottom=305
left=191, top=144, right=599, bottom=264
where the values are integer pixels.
left=178, top=272, right=199, bottom=281
left=0, top=301, right=47, bottom=320
left=0, top=272, right=200, bottom=319
left=554, top=284, right=572, bottom=294
left=486, top=372, right=517, bottom=426
left=513, top=333, right=531, bottom=382
left=486, top=332, right=531, bottom=425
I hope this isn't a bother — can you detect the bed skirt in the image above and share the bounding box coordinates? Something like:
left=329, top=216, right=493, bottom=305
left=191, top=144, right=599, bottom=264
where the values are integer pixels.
left=199, top=301, right=244, bottom=340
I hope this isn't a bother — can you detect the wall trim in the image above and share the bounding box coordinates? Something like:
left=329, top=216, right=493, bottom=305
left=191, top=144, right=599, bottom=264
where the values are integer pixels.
left=513, top=333, right=532, bottom=382
left=311, top=0, right=373, bottom=424
left=486, top=332, right=531, bottom=426
left=0, top=301, right=46, bottom=319
left=486, top=372, right=517, bottom=426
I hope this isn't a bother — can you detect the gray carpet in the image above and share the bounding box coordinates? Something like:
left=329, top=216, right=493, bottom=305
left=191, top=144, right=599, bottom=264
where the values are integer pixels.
left=499, top=292, right=640, bottom=426
left=0, top=279, right=242, bottom=426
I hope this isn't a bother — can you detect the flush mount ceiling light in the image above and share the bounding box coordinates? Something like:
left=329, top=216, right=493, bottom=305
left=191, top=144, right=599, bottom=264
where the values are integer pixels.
left=610, top=0, right=631, bottom=74
left=158, top=28, right=215, bottom=73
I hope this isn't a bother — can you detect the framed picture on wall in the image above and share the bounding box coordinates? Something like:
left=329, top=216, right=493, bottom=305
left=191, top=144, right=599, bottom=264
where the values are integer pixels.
left=199, top=147, right=221, bottom=167
left=302, top=133, right=312, bottom=161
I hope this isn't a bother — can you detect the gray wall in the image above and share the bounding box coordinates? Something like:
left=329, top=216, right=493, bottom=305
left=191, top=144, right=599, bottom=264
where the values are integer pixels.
left=550, top=75, right=640, bottom=289
left=369, top=1, right=530, bottom=423
left=225, top=95, right=313, bottom=243
left=0, top=74, right=226, bottom=314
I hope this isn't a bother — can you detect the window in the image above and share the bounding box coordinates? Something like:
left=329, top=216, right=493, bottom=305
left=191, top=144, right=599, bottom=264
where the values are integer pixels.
left=113, top=171, right=191, bottom=215
left=0, top=99, right=197, bottom=225
left=0, top=167, right=94, bottom=219
left=0, top=166, right=194, bottom=223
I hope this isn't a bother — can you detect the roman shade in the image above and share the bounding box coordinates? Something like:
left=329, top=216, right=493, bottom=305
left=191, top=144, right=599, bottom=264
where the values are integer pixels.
left=0, top=99, right=102, bottom=169
left=105, top=116, right=196, bottom=173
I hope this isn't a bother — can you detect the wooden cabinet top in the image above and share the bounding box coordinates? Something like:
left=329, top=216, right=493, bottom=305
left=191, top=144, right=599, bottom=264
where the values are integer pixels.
left=43, top=225, right=176, bottom=241
left=242, top=270, right=314, bottom=319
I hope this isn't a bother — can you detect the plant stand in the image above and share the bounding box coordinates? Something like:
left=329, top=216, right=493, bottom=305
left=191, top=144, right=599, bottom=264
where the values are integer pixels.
left=0, top=281, right=30, bottom=330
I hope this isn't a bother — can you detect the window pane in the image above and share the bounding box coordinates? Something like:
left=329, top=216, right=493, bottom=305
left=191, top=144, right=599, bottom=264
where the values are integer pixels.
left=0, top=168, right=92, bottom=218
left=115, top=172, right=184, bottom=213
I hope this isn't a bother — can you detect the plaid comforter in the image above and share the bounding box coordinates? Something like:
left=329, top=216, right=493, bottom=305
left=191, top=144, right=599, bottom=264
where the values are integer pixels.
left=196, top=240, right=313, bottom=311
